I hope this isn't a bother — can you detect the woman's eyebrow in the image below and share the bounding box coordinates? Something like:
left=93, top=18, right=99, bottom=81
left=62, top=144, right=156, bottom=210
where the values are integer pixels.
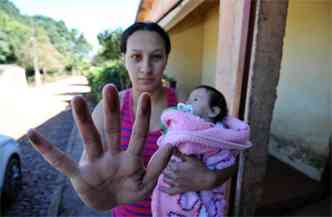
left=130, top=49, right=142, bottom=52
left=129, top=48, right=164, bottom=53
left=152, top=49, right=164, bottom=53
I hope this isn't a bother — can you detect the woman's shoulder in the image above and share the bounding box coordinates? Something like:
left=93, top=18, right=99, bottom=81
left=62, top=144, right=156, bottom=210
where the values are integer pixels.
left=92, top=89, right=129, bottom=127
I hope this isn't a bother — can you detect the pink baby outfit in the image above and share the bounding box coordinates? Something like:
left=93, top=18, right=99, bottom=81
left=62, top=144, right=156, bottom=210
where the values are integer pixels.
left=151, top=109, right=252, bottom=217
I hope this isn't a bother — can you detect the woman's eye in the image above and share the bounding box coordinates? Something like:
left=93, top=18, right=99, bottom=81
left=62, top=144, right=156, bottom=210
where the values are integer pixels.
left=131, top=54, right=142, bottom=62
left=151, top=54, right=162, bottom=61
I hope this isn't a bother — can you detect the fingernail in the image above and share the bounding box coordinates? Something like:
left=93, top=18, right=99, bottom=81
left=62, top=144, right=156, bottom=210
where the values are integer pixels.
left=105, top=86, right=119, bottom=113
left=72, top=97, right=88, bottom=123
left=142, top=94, right=151, bottom=115
left=27, top=129, right=51, bottom=155
left=27, top=129, right=40, bottom=145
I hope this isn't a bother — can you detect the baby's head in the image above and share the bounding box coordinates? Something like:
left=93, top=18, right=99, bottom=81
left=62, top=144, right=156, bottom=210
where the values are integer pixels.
left=186, top=85, right=228, bottom=123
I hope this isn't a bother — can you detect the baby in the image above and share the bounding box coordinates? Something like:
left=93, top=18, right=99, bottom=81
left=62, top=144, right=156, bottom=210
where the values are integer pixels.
left=151, top=85, right=252, bottom=217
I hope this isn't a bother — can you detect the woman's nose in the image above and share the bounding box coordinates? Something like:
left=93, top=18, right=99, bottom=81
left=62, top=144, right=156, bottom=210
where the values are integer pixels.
left=140, top=58, right=152, bottom=74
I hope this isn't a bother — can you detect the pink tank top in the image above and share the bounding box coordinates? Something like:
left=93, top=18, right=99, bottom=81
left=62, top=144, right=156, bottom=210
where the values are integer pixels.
left=111, top=87, right=177, bottom=217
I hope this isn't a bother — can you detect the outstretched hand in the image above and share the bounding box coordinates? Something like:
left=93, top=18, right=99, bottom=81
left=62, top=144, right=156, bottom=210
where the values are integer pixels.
left=27, top=84, right=172, bottom=211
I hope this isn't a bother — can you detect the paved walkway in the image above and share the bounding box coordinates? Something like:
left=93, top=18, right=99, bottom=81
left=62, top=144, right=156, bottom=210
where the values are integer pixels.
left=6, top=110, right=74, bottom=217
left=57, top=124, right=111, bottom=217
left=3, top=76, right=91, bottom=216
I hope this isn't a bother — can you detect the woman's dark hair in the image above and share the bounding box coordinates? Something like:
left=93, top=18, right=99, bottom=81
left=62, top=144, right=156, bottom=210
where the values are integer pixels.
left=120, top=22, right=171, bottom=55
left=194, top=85, right=228, bottom=123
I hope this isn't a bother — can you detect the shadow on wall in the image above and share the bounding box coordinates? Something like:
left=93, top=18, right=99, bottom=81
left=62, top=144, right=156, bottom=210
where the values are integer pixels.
left=269, top=133, right=329, bottom=181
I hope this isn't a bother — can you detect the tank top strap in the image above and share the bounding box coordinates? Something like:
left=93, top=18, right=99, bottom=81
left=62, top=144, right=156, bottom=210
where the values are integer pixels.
left=165, top=87, right=177, bottom=107
left=120, top=89, right=133, bottom=125
left=124, top=87, right=177, bottom=123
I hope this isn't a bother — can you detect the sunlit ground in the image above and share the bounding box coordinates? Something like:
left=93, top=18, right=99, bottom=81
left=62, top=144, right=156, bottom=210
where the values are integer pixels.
left=0, top=75, right=90, bottom=139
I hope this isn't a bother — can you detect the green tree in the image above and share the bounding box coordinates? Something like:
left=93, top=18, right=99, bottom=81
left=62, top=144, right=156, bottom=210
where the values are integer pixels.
left=33, top=16, right=92, bottom=58
left=0, top=0, right=23, bottom=20
left=87, top=28, right=130, bottom=101
left=87, top=62, right=129, bottom=102
left=73, top=33, right=92, bottom=58
left=0, top=0, right=92, bottom=76
left=0, top=30, right=14, bottom=62
left=96, top=28, right=123, bottom=61
left=17, top=27, right=65, bottom=74
left=0, top=12, right=31, bottom=63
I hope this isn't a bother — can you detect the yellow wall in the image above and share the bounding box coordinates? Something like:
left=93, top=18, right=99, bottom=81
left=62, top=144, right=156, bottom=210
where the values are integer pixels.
left=165, top=5, right=219, bottom=100
left=201, top=5, right=219, bottom=87
left=165, top=13, right=204, bottom=101
left=270, top=0, right=331, bottom=162
left=330, top=1, right=332, bottom=142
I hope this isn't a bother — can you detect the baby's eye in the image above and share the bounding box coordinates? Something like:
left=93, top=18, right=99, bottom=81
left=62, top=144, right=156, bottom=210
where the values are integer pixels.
left=193, top=98, right=198, bottom=102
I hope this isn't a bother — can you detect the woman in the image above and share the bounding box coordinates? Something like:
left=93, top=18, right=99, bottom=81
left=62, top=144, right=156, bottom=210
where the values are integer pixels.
left=28, top=22, right=237, bottom=216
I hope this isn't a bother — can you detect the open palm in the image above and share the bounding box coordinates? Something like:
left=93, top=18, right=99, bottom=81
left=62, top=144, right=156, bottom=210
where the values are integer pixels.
left=27, top=84, right=171, bottom=211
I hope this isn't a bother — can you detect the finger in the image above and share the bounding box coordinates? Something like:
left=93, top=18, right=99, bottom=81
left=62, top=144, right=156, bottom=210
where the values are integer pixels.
left=162, top=176, right=176, bottom=187
left=164, top=157, right=177, bottom=170
left=27, top=129, right=79, bottom=178
left=127, top=93, right=151, bottom=156
left=163, top=170, right=177, bottom=180
left=132, top=168, right=145, bottom=182
left=159, top=185, right=181, bottom=195
left=168, top=160, right=179, bottom=172
left=103, top=84, right=121, bottom=154
left=72, top=96, right=103, bottom=161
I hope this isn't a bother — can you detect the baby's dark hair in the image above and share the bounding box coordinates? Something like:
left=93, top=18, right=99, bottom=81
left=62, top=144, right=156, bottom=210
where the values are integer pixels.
left=120, top=22, right=171, bottom=55
left=194, top=85, right=228, bottom=123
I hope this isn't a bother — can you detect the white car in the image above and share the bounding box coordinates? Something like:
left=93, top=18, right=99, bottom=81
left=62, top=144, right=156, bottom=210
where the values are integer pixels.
left=0, top=134, right=22, bottom=215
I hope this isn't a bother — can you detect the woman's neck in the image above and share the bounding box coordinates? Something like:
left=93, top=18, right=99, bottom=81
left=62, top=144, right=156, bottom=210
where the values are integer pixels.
left=132, top=85, right=165, bottom=109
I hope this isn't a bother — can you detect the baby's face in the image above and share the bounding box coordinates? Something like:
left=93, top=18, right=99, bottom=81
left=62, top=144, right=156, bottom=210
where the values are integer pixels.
left=186, top=88, right=211, bottom=120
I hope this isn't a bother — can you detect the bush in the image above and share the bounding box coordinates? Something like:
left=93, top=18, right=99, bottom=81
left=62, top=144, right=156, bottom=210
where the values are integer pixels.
left=86, top=61, right=130, bottom=102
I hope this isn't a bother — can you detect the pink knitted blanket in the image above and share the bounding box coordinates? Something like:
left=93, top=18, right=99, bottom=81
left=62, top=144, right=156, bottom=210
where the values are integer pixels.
left=151, top=109, right=252, bottom=217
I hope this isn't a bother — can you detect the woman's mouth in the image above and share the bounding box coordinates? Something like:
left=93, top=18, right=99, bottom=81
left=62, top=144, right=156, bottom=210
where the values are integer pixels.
left=138, top=78, right=154, bottom=83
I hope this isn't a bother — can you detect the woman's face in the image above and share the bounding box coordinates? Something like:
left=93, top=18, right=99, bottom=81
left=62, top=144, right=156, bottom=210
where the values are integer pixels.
left=124, top=30, right=168, bottom=93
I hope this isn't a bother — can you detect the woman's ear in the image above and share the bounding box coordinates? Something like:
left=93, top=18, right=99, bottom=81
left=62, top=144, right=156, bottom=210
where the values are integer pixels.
left=208, top=106, right=221, bottom=119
